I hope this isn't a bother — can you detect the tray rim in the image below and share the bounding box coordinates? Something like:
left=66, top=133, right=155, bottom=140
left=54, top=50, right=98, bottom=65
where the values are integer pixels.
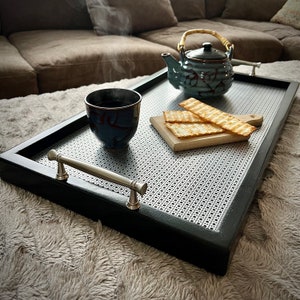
left=1, top=68, right=298, bottom=275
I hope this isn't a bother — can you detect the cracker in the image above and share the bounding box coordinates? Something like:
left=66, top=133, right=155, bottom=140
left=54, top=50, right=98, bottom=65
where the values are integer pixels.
left=166, top=122, right=224, bottom=138
left=163, top=110, right=204, bottom=123
left=179, top=98, right=257, bottom=136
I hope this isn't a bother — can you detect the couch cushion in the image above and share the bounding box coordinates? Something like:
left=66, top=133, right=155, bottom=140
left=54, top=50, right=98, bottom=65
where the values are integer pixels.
left=271, top=0, right=300, bottom=29
left=221, top=0, right=287, bottom=21
left=0, top=0, right=92, bottom=36
left=138, top=19, right=283, bottom=62
left=214, top=18, right=300, bottom=40
left=214, top=18, right=300, bottom=60
left=0, top=36, right=38, bottom=99
left=86, top=0, right=177, bottom=35
left=9, top=30, right=178, bottom=93
left=170, top=0, right=205, bottom=21
left=205, top=0, right=226, bottom=18
left=281, top=36, right=300, bottom=59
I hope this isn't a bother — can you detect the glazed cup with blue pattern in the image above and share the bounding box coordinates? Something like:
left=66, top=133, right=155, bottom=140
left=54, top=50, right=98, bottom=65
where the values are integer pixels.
left=85, top=88, right=142, bottom=149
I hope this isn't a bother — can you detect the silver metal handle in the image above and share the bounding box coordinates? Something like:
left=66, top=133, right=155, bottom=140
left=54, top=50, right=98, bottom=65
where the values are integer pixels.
left=47, top=149, right=147, bottom=210
left=231, top=58, right=261, bottom=76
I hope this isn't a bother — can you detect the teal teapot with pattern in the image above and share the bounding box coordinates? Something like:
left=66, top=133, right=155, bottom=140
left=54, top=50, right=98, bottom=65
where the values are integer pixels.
left=162, top=29, right=235, bottom=98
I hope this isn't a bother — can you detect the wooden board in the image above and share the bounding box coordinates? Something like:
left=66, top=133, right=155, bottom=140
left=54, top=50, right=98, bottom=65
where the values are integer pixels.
left=150, top=114, right=263, bottom=151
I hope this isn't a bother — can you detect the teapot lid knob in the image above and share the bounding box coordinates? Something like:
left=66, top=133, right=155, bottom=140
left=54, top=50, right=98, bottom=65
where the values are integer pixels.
left=203, top=42, right=212, bottom=52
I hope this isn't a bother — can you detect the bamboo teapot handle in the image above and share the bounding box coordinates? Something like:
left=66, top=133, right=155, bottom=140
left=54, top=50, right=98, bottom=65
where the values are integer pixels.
left=177, top=29, right=234, bottom=57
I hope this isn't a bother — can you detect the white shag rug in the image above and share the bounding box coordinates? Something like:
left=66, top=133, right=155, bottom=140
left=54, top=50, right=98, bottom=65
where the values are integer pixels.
left=0, top=62, right=299, bottom=299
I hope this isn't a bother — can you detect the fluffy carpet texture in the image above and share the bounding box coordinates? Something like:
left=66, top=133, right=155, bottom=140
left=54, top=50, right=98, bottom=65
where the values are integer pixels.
left=0, top=62, right=299, bottom=299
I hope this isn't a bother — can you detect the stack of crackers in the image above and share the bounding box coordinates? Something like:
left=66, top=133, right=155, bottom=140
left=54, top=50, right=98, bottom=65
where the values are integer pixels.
left=164, top=98, right=257, bottom=139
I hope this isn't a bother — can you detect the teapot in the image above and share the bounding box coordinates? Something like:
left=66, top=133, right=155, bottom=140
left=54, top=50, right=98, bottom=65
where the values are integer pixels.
left=162, top=29, right=235, bottom=98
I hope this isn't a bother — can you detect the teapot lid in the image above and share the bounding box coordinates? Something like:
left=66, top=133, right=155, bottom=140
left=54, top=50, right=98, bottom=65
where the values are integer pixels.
left=186, top=42, right=227, bottom=60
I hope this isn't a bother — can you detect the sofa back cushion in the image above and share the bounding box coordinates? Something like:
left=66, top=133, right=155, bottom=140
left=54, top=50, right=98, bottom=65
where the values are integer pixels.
left=86, top=0, right=178, bottom=35
left=170, top=0, right=206, bottom=21
left=0, top=0, right=92, bottom=36
left=221, top=0, right=287, bottom=21
left=205, top=0, right=226, bottom=18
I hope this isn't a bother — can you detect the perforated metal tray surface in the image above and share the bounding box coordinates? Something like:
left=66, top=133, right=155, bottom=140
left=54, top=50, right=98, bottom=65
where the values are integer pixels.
left=34, top=76, right=286, bottom=231
left=1, top=70, right=298, bottom=274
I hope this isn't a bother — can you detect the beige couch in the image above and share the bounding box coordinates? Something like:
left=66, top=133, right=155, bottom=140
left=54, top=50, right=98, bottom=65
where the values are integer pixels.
left=0, top=0, right=299, bottom=99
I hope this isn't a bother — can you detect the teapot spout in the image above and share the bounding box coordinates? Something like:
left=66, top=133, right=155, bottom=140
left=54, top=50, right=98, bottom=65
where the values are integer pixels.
left=161, top=53, right=181, bottom=89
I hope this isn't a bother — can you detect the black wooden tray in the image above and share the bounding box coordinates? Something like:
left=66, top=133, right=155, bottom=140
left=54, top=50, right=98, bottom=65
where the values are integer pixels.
left=0, top=69, right=298, bottom=275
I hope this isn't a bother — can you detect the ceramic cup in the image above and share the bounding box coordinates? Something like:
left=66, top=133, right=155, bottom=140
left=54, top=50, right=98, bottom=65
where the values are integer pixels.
left=85, top=88, right=142, bottom=149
